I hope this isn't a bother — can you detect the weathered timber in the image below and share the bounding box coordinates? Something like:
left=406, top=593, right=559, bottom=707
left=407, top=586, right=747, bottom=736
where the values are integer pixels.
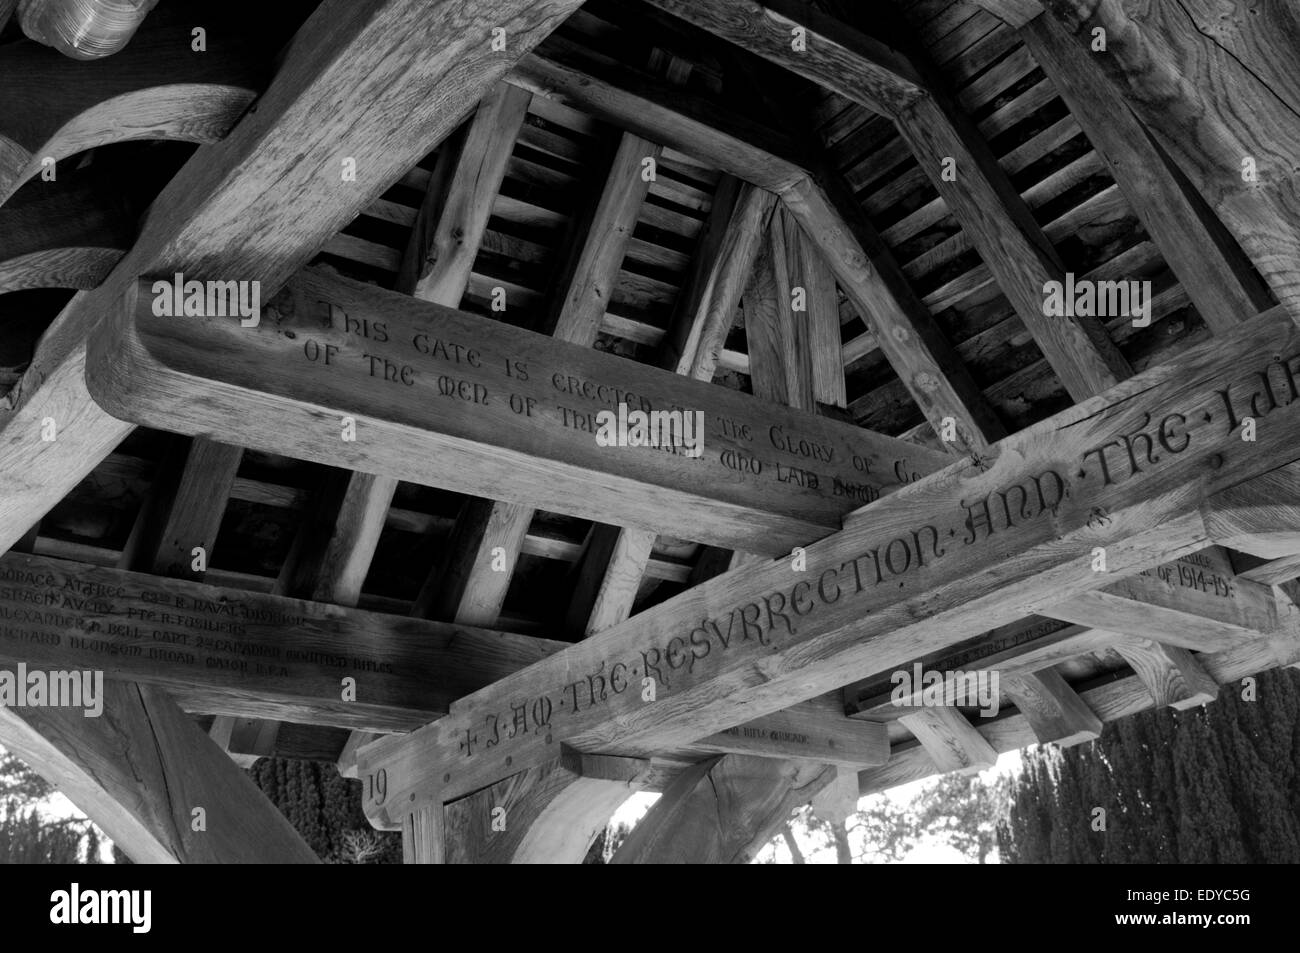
left=610, top=755, right=835, bottom=864
left=892, top=89, right=1131, bottom=402
left=0, top=171, right=132, bottom=293
left=782, top=173, right=1007, bottom=454
left=0, top=552, right=563, bottom=733
left=845, top=615, right=1110, bottom=718
left=972, top=0, right=1042, bottom=27
left=358, top=304, right=1300, bottom=822
left=1041, top=0, right=1300, bottom=320
left=507, top=50, right=808, bottom=191
left=0, top=681, right=318, bottom=863
left=92, top=268, right=946, bottom=555
left=1020, top=13, right=1276, bottom=333
left=1202, top=461, right=1300, bottom=558
left=641, top=0, right=926, bottom=113
left=659, top=181, right=774, bottom=381
left=897, top=706, right=998, bottom=773
left=1111, top=636, right=1218, bottom=710
left=508, top=43, right=999, bottom=453
left=856, top=616, right=1300, bottom=797
left=443, top=748, right=650, bottom=863
left=1043, top=546, right=1280, bottom=651
left=0, top=0, right=263, bottom=200
left=690, top=695, right=888, bottom=768
left=0, top=0, right=585, bottom=553
left=1001, top=669, right=1102, bottom=746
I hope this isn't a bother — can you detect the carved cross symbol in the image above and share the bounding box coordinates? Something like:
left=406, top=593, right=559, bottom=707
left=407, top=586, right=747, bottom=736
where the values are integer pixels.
left=459, top=729, right=479, bottom=757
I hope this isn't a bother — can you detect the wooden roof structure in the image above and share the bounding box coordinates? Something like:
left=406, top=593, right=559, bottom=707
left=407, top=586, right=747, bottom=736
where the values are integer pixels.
left=2, top=0, right=1300, bottom=863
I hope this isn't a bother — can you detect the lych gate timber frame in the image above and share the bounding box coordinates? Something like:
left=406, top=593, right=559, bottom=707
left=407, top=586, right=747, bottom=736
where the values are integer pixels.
left=2, top=0, right=1300, bottom=863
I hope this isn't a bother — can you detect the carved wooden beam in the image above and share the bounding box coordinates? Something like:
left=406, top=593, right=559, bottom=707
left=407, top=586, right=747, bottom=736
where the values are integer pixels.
left=0, top=0, right=587, bottom=555
left=359, top=303, right=1300, bottom=822
left=91, top=268, right=947, bottom=555
left=0, top=681, right=318, bottom=863
left=1039, top=0, right=1300, bottom=321
left=640, top=0, right=926, bottom=113
left=0, top=0, right=264, bottom=201
left=0, top=169, right=132, bottom=292
left=610, top=754, right=835, bottom=864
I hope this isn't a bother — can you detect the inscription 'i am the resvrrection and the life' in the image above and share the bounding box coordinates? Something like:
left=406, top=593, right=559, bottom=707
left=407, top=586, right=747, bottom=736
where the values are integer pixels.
left=425, top=348, right=1300, bottom=775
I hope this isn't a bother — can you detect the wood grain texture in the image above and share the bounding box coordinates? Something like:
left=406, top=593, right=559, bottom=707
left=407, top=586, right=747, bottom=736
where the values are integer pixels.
left=414, top=498, right=533, bottom=626
left=2, top=0, right=584, bottom=554
left=893, top=90, right=1130, bottom=402
left=745, top=209, right=816, bottom=411
left=782, top=207, right=846, bottom=408
left=782, top=173, right=1006, bottom=453
left=1020, top=13, right=1275, bottom=333
left=302, top=471, right=397, bottom=606
left=566, top=524, right=658, bottom=637
left=0, top=681, right=318, bottom=863
left=661, top=182, right=775, bottom=380
left=1002, top=669, right=1103, bottom=746
left=810, top=767, right=860, bottom=826
left=1111, top=636, right=1218, bottom=710
left=1041, top=0, right=1300, bottom=320
left=1235, top=551, right=1300, bottom=586
left=0, top=0, right=263, bottom=201
left=506, top=51, right=808, bottom=191
left=898, top=705, right=999, bottom=772
left=690, top=695, right=888, bottom=768
left=642, top=0, right=925, bottom=113
left=858, top=614, right=1300, bottom=797
left=398, top=83, right=532, bottom=303
left=0, top=552, right=565, bottom=733
left=359, top=304, right=1300, bottom=817
left=1045, top=547, right=1280, bottom=650
left=846, top=616, right=1112, bottom=718
left=610, top=755, right=834, bottom=864
left=542, top=130, right=660, bottom=344
left=440, top=70, right=680, bottom=639
left=0, top=170, right=132, bottom=292
left=972, top=0, right=1043, bottom=28
left=1202, top=460, right=1300, bottom=557
left=144, top=438, right=243, bottom=578
left=402, top=805, right=443, bottom=864
left=443, top=749, right=649, bottom=863
left=96, top=269, right=945, bottom=555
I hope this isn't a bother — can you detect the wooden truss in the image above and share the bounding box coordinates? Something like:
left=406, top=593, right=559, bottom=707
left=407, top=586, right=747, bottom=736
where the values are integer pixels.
left=2, top=0, right=1300, bottom=863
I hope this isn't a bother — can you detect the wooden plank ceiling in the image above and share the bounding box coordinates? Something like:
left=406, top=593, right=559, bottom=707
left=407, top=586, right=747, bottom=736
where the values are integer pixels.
left=2, top=0, right=1298, bottom=848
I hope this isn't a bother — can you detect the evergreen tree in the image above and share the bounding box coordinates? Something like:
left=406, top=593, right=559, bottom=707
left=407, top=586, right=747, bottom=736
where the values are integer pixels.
left=0, top=749, right=111, bottom=863
left=1001, top=667, right=1300, bottom=863
left=247, top=757, right=402, bottom=863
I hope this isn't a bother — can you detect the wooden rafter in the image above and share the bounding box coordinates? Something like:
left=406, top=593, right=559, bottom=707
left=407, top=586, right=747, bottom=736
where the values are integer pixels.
left=1038, top=0, right=1300, bottom=321
left=645, top=0, right=1130, bottom=403
left=359, top=303, right=1299, bottom=818
left=0, top=681, right=319, bottom=863
left=93, top=269, right=948, bottom=555
left=0, top=0, right=588, bottom=556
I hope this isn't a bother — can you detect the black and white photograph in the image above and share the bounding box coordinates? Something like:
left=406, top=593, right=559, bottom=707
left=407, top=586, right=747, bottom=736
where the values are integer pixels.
left=0, top=0, right=1292, bottom=925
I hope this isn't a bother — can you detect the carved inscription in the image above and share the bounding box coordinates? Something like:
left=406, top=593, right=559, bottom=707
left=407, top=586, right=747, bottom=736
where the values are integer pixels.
left=1138, top=554, right=1236, bottom=599
left=433, top=346, right=1300, bottom=773
left=259, top=278, right=927, bottom=515
left=0, top=557, right=396, bottom=684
